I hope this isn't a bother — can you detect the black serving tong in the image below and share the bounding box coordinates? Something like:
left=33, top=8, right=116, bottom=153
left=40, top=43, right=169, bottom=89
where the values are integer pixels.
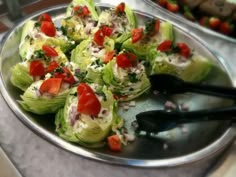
left=136, top=74, right=236, bottom=133
left=149, top=74, right=236, bottom=99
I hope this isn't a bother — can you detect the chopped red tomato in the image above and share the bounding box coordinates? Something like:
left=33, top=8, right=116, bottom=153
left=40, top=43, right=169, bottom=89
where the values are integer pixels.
left=103, top=50, right=115, bottom=63
left=157, top=40, right=173, bottom=52
left=116, top=52, right=137, bottom=69
left=39, top=78, right=62, bottom=95
left=93, top=29, right=105, bottom=46
left=38, top=13, right=52, bottom=22
left=101, top=25, right=113, bottom=37
left=29, top=60, right=45, bottom=76
left=107, top=135, right=121, bottom=152
left=42, top=45, right=58, bottom=57
left=73, top=5, right=90, bottom=17
left=54, top=67, right=75, bottom=85
left=154, top=19, right=161, bottom=34
left=45, top=61, right=60, bottom=73
left=131, top=28, right=143, bottom=43
left=176, top=42, right=191, bottom=58
left=77, top=92, right=101, bottom=116
left=77, top=83, right=94, bottom=95
left=115, top=2, right=125, bottom=14
left=40, top=21, right=56, bottom=37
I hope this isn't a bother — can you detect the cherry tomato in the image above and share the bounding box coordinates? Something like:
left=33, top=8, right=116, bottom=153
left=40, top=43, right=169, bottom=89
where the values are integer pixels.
left=53, top=67, right=75, bottom=85
left=77, top=83, right=94, bottom=96
left=93, top=29, right=104, bottom=46
left=45, top=61, right=60, bottom=73
left=176, top=42, right=191, bottom=58
left=157, top=40, right=173, bottom=52
left=40, top=21, right=56, bottom=37
left=107, top=135, right=121, bottom=152
left=101, top=25, right=113, bottom=37
left=166, top=2, right=179, bottom=13
left=42, top=45, right=58, bottom=57
left=103, top=50, right=115, bottom=63
left=39, top=78, right=62, bottom=95
left=77, top=92, right=101, bottom=116
left=29, top=60, right=45, bottom=76
left=131, top=28, right=143, bottom=43
left=116, top=52, right=137, bottom=69
left=158, top=0, right=167, bottom=7
left=38, top=13, right=52, bottom=22
left=115, top=2, right=125, bottom=14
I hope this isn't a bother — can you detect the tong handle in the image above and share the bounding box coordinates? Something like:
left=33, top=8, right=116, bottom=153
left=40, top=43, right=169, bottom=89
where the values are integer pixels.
left=185, top=82, right=236, bottom=99
left=136, top=106, right=236, bottom=133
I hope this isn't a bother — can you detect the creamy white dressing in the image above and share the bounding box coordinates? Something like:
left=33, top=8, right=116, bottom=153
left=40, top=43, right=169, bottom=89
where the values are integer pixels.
left=156, top=53, right=190, bottom=67
left=113, top=63, right=128, bottom=80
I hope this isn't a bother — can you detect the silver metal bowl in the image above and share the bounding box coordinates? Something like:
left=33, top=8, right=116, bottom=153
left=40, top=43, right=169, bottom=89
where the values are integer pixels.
left=0, top=4, right=236, bottom=167
left=144, top=0, right=236, bottom=44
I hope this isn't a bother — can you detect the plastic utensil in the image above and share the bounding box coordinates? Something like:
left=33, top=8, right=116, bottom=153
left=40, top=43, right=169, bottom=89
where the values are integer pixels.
left=149, top=74, right=236, bottom=99
left=136, top=106, right=236, bottom=133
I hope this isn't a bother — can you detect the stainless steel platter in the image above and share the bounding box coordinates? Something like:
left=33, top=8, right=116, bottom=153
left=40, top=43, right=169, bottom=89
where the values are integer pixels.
left=144, top=0, right=236, bottom=44
left=0, top=4, right=236, bottom=167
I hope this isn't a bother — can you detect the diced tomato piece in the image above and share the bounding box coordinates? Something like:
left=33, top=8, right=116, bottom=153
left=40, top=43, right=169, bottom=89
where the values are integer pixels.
left=176, top=42, right=191, bottom=58
left=154, top=19, right=161, bottom=34
left=107, top=135, right=121, bottom=152
left=29, top=60, right=45, bottom=76
left=157, top=40, right=173, bottom=52
left=38, top=13, right=52, bottom=22
left=93, top=29, right=105, bottom=46
left=131, top=28, right=143, bottom=43
left=45, top=61, right=60, bottom=73
left=101, top=25, right=113, bottom=37
left=39, top=78, right=62, bottom=95
left=73, top=5, right=90, bottom=17
left=77, top=83, right=94, bottom=96
left=77, top=91, right=101, bottom=116
left=115, top=2, right=125, bottom=14
left=42, top=45, right=58, bottom=57
left=103, top=50, right=115, bottom=63
left=53, top=67, right=75, bottom=85
left=40, top=21, right=56, bottom=37
left=116, top=52, right=137, bottom=69
left=82, top=6, right=90, bottom=16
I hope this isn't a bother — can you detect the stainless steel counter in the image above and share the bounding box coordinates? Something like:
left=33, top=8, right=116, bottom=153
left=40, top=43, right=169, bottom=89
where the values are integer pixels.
left=0, top=0, right=236, bottom=176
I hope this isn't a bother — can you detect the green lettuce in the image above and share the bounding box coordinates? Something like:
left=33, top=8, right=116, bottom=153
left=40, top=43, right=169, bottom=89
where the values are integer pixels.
left=71, top=37, right=115, bottom=84
left=149, top=50, right=212, bottom=82
left=10, top=62, right=33, bottom=91
left=55, top=84, right=121, bottom=147
left=102, top=57, right=150, bottom=101
left=121, top=21, right=174, bottom=60
left=19, top=80, right=70, bottom=114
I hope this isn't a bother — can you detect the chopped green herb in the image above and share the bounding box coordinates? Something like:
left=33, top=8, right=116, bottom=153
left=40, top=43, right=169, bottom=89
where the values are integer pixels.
left=34, top=22, right=41, bottom=28
left=128, top=73, right=139, bottom=83
left=91, top=59, right=104, bottom=68
left=34, top=50, right=45, bottom=58
left=74, top=71, right=87, bottom=82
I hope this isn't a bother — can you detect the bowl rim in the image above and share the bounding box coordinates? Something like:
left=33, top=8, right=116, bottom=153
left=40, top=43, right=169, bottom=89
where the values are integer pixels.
left=0, top=3, right=235, bottom=167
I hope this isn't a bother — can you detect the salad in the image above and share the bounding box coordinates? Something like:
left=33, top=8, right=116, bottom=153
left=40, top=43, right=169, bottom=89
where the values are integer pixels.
left=12, top=0, right=212, bottom=152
